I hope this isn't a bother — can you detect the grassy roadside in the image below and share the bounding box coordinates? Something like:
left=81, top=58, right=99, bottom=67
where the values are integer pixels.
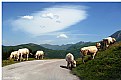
left=2, top=58, right=35, bottom=67
left=72, top=42, right=121, bottom=80
left=2, top=58, right=64, bottom=67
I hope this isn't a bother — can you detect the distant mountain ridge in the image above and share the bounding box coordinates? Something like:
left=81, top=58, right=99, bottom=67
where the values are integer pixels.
left=40, top=41, right=91, bottom=50
left=111, top=30, right=121, bottom=42
left=40, top=44, right=73, bottom=50
left=67, top=41, right=95, bottom=51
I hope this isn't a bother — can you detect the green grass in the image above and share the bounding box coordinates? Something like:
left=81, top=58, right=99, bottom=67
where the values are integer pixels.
left=2, top=58, right=44, bottom=67
left=72, top=42, right=121, bottom=80
left=2, top=59, right=19, bottom=67
left=2, top=58, right=62, bottom=67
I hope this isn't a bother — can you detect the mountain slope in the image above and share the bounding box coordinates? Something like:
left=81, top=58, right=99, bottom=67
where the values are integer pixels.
left=72, top=41, right=121, bottom=80
left=67, top=41, right=96, bottom=51
left=40, top=44, right=72, bottom=50
left=111, top=30, right=121, bottom=42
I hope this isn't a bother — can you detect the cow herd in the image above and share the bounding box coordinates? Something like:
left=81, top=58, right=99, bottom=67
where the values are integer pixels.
left=9, top=48, right=44, bottom=61
left=8, top=36, right=116, bottom=69
left=65, top=36, right=116, bottom=69
left=80, top=36, right=116, bottom=63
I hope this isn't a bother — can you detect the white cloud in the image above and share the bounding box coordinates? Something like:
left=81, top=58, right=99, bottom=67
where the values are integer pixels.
left=11, top=5, right=88, bottom=36
left=57, top=34, right=68, bottom=38
left=21, top=15, right=33, bottom=20
left=41, top=13, right=59, bottom=19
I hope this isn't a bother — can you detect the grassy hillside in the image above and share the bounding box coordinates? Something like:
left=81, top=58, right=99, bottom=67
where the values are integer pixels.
left=72, top=42, right=121, bottom=80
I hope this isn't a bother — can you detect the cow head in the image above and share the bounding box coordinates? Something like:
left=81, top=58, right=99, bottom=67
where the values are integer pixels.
left=112, top=38, right=116, bottom=43
left=71, top=60, right=76, bottom=68
left=96, top=42, right=101, bottom=49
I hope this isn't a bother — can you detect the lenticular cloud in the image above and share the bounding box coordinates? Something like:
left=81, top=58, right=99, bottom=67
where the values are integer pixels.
left=11, top=5, right=88, bottom=36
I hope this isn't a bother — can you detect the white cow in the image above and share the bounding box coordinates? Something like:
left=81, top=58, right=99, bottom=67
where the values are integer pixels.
left=80, top=46, right=98, bottom=63
left=103, top=37, right=116, bottom=49
left=18, top=48, right=31, bottom=61
left=35, top=51, right=44, bottom=59
left=9, top=51, right=20, bottom=61
left=65, top=53, right=76, bottom=69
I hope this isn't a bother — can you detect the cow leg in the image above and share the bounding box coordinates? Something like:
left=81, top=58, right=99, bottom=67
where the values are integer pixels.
left=105, top=40, right=109, bottom=50
left=81, top=54, right=85, bottom=64
left=26, top=54, right=29, bottom=60
left=38, top=55, right=39, bottom=59
left=92, top=53, right=96, bottom=59
left=37, top=55, right=38, bottom=59
left=35, top=55, right=37, bottom=59
left=67, top=62, right=70, bottom=69
left=13, top=55, right=15, bottom=60
left=17, top=55, right=19, bottom=61
left=82, top=56, right=85, bottom=64
left=70, top=61, right=73, bottom=70
left=42, top=55, right=43, bottom=59
left=80, top=52, right=85, bottom=64
left=20, top=53, right=23, bottom=61
left=40, top=55, right=41, bottom=59
left=17, top=58, right=18, bottom=61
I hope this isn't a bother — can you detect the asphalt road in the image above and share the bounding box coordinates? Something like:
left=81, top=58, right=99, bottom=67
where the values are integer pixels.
left=2, top=59, right=80, bottom=80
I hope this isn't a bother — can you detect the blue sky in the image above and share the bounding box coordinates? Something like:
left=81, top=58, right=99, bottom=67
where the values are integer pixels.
left=2, top=2, right=121, bottom=46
